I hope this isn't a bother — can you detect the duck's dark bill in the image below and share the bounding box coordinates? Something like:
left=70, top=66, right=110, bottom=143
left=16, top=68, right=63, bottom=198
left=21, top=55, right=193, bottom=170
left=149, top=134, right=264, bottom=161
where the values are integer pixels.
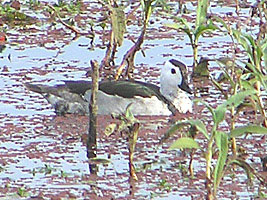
left=179, top=79, right=192, bottom=94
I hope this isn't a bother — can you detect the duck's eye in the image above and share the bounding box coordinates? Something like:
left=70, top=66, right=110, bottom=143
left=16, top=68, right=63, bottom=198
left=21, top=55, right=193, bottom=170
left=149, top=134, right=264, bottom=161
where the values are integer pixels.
left=171, top=68, right=176, bottom=74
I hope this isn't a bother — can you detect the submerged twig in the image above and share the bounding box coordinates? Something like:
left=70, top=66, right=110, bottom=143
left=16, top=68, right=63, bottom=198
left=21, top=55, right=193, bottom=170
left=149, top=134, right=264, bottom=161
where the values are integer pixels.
left=100, top=30, right=114, bottom=69
left=115, top=28, right=146, bottom=80
left=47, top=4, right=81, bottom=34
left=47, top=4, right=94, bottom=37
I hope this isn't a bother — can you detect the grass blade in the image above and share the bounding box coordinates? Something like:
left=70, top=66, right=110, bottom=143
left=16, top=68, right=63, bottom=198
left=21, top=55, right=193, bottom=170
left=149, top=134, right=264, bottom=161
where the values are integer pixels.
left=213, top=131, right=228, bottom=193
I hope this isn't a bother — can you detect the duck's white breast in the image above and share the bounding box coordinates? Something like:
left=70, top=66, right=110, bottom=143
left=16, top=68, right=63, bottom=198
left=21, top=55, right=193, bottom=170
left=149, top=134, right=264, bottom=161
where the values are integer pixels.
left=84, top=90, right=172, bottom=116
left=172, top=92, right=193, bottom=114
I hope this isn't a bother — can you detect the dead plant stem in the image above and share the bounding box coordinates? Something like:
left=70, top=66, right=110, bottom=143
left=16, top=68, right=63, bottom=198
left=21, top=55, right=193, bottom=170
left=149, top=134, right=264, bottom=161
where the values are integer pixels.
left=47, top=4, right=82, bottom=35
left=115, top=28, right=146, bottom=80
left=87, top=60, right=99, bottom=159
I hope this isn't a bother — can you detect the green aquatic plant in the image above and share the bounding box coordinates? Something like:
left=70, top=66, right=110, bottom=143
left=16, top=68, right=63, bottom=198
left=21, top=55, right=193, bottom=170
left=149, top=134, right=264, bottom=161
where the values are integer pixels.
left=158, top=179, right=171, bottom=192
left=0, top=2, right=34, bottom=23
left=60, top=170, right=68, bottom=178
left=105, top=105, right=140, bottom=180
left=52, top=0, right=82, bottom=14
left=43, top=164, right=53, bottom=174
left=164, top=0, right=217, bottom=75
left=46, top=3, right=86, bottom=36
left=17, top=187, right=29, bottom=197
left=208, top=9, right=267, bottom=161
left=160, top=89, right=267, bottom=199
left=27, top=0, right=41, bottom=8
left=0, top=165, right=4, bottom=172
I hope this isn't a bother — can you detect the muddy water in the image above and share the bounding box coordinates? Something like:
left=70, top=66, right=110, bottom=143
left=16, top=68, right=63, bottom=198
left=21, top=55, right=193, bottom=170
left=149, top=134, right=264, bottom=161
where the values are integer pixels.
left=0, top=0, right=266, bottom=199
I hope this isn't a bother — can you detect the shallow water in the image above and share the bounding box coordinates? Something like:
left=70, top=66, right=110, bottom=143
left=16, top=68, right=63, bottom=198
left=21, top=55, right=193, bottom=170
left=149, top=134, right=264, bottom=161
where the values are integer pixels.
left=0, top=0, right=266, bottom=199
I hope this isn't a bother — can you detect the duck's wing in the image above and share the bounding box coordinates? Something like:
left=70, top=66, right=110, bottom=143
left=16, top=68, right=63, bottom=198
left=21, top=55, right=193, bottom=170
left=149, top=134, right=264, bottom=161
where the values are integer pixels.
left=64, top=80, right=92, bottom=95
left=25, top=80, right=156, bottom=98
left=65, top=80, right=160, bottom=98
left=98, top=80, right=159, bottom=98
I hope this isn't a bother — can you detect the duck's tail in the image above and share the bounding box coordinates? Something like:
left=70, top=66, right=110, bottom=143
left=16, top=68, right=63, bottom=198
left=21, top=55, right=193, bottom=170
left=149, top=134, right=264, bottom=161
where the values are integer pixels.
left=24, top=83, right=65, bottom=95
left=24, top=83, right=46, bottom=94
left=24, top=82, right=88, bottom=115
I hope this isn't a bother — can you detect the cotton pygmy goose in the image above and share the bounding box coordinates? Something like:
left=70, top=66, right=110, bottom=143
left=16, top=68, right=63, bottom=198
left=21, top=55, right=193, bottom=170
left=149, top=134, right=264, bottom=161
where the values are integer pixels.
left=25, top=59, right=193, bottom=116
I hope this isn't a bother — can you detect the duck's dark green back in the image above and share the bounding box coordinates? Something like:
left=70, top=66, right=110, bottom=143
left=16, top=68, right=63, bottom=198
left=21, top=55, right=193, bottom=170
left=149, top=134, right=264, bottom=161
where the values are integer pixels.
left=64, top=80, right=161, bottom=99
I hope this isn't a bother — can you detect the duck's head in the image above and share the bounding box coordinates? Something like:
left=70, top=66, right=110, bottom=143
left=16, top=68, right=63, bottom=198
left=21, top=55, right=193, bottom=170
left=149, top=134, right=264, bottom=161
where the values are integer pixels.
left=160, top=59, right=192, bottom=95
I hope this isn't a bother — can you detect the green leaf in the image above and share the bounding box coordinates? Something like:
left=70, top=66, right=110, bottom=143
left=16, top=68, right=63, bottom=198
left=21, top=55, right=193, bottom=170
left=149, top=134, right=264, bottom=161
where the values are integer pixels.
left=230, top=125, right=267, bottom=138
left=169, top=137, right=200, bottom=150
left=88, top=157, right=111, bottom=164
left=211, top=15, right=231, bottom=33
left=174, top=16, right=191, bottom=28
left=244, top=36, right=262, bottom=66
left=164, top=23, right=192, bottom=40
left=164, top=23, right=183, bottom=30
left=262, top=39, right=267, bottom=68
left=255, top=45, right=262, bottom=65
left=221, top=68, right=235, bottom=88
left=142, top=0, right=153, bottom=24
left=125, top=103, right=135, bottom=121
left=194, top=22, right=217, bottom=42
left=186, top=119, right=209, bottom=139
left=214, top=131, right=228, bottom=152
left=217, top=90, right=257, bottom=110
left=17, top=187, right=29, bottom=197
left=228, top=158, right=255, bottom=183
left=196, top=0, right=209, bottom=27
left=213, top=90, right=256, bottom=125
left=245, top=62, right=267, bottom=89
left=194, top=99, right=216, bottom=123
left=160, top=119, right=209, bottom=145
left=210, top=78, right=226, bottom=97
left=110, top=6, right=126, bottom=46
left=213, top=106, right=226, bottom=126
left=196, top=90, right=257, bottom=128
left=244, top=34, right=256, bottom=49
left=162, top=13, right=191, bottom=30
left=195, top=99, right=225, bottom=127
left=213, top=131, right=228, bottom=193
left=240, top=75, right=255, bottom=90
left=163, top=14, right=194, bottom=44
left=183, top=28, right=193, bottom=43
left=159, top=121, right=188, bottom=144
left=233, top=30, right=253, bottom=60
